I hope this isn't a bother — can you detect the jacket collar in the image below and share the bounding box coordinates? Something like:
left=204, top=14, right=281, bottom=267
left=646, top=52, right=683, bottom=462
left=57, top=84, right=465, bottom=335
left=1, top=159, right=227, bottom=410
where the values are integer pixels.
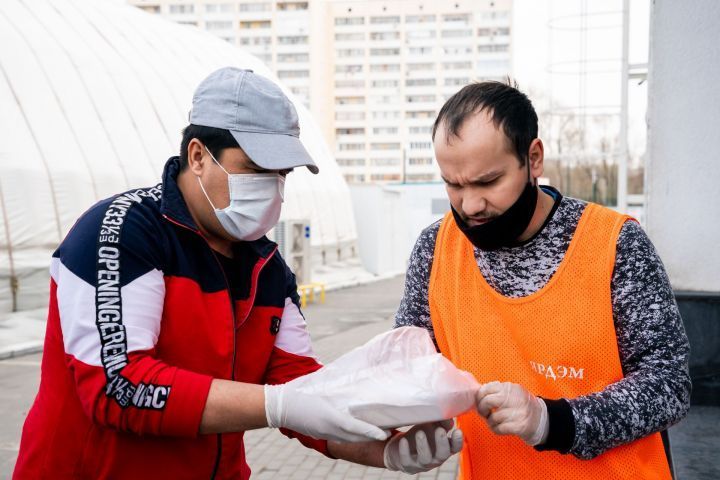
left=160, top=156, right=278, bottom=259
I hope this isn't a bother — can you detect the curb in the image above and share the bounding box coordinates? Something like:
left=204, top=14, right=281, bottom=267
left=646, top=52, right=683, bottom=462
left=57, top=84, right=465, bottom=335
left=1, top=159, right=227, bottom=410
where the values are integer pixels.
left=0, top=341, right=43, bottom=361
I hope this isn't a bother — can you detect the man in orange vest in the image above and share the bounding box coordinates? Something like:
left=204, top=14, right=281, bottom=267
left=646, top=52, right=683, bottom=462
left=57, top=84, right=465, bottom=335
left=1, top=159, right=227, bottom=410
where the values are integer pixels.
left=394, top=80, right=691, bottom=479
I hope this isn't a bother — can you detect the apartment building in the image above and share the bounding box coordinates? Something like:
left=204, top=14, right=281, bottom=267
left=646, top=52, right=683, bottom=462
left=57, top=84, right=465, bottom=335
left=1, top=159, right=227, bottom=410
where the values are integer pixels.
left=127, top=0, right=513, bottom=183
left=331, top=0, right=513, bottom=183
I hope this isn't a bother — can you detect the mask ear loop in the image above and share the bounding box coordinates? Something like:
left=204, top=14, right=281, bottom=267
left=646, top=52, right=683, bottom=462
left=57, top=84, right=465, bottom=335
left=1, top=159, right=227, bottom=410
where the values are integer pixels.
left=204, top=145, right=232, bottom=175
left=196, top=144, right=229, bottom=211
left=196, top=176, right=218, bottom=211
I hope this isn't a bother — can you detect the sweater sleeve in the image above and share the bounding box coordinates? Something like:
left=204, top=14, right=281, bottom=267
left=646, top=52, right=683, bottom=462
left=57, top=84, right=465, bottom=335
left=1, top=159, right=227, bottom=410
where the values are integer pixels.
left=55, top=191, right=213, bottom=438
left=393, top=220, right=442, bottom=341
left=563, top=220, right=691, bottom=459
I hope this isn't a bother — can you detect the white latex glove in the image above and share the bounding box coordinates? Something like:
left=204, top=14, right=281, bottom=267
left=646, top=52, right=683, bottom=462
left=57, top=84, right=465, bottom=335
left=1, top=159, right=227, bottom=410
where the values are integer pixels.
left=383, top=420, right=464, bottom=474
left=264, top=378, right=390, bottom=443
left=476, top=381, right=548, bottom=446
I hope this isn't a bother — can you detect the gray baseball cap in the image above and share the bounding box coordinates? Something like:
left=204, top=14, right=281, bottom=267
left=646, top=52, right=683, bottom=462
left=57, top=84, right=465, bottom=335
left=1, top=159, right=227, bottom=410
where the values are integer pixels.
left=189, top=67, right=319, bottom=174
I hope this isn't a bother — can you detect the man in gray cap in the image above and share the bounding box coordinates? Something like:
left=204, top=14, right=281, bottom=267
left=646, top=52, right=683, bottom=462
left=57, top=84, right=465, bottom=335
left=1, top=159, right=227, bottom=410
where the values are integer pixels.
left=14, top=67, right=462, bottom=479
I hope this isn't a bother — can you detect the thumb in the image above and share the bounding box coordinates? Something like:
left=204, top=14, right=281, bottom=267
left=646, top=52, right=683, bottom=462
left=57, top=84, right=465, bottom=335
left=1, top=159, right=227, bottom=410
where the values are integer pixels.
left=450, top=428, right=464, bottom=454
left=341, top=416, right=390, bottom=442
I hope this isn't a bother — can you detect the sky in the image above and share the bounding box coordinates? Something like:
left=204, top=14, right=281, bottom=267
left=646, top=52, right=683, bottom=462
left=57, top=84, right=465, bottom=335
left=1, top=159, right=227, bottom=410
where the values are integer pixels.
left=511, top=0, right=651, bottom=162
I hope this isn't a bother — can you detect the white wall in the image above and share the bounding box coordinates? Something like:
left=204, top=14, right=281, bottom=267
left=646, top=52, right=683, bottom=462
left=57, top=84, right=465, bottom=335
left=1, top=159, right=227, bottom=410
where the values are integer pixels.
left=646, top=0, right=720, bottom=293
left=350, top=183, right=448, bottom=276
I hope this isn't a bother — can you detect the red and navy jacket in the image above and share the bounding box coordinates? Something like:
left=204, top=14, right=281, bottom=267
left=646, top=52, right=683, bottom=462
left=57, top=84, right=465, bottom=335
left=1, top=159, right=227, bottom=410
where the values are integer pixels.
left=14, top=157, right=327, bottom=479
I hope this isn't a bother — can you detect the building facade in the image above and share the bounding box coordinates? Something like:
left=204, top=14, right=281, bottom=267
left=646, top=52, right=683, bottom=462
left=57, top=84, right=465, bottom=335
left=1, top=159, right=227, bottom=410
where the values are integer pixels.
left=128, top=0, right=513, bottom=183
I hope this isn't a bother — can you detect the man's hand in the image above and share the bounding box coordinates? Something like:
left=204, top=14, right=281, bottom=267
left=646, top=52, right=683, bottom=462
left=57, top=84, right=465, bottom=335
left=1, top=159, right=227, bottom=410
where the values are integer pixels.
left=264, top=377, right=390, bottom=443
left=476, top=381, right=548, bottom=446
left=383, top=420, right=464, bottom=474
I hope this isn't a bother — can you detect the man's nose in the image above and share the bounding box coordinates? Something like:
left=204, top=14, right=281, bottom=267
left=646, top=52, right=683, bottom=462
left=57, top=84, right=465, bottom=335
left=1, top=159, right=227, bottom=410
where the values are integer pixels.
left=462, top=192, right=487, bottom=218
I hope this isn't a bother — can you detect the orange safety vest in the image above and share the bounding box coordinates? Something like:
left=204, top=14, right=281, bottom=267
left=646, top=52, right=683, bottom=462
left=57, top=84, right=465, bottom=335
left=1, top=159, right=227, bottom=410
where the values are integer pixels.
left=429, top=203, right=672, bottom=480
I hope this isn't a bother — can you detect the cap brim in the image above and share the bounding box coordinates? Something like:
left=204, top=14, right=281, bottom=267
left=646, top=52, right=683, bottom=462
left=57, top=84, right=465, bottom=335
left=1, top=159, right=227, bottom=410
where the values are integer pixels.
left=230, top=130, right=319, bottom=174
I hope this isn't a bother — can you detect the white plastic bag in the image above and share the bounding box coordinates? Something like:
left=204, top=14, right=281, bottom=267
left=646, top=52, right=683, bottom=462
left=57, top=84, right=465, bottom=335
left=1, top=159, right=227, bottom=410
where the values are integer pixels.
left=295, top=326, right=480, bottom=429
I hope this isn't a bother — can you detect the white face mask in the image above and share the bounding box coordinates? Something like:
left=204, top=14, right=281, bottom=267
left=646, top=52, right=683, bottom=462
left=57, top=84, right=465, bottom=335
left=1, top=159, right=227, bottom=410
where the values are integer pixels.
left=197, top=146, right=285, bottom=241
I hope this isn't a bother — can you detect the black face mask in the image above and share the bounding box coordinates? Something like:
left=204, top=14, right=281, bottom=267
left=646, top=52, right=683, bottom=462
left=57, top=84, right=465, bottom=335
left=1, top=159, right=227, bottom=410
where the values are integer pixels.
left=451, top=164, right=538, bottom=251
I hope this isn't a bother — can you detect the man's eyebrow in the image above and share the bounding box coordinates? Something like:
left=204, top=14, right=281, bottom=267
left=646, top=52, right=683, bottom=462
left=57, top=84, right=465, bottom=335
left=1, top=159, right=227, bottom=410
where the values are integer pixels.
left=441, top=170, right=503, bottom=185
left=469, top=170, right=503, bottom=183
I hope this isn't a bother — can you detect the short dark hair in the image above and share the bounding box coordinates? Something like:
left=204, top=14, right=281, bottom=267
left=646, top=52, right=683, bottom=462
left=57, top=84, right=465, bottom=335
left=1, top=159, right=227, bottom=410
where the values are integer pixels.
left=179, top=124, right=240, bottom=170
left=432, top=79, right=538, bottom=165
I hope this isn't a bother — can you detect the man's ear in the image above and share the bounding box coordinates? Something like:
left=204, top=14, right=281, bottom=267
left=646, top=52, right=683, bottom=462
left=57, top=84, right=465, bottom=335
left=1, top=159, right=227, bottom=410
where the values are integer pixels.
left=187, top=139, right=206, bottom=176
left=528, top=138, right=544, bottom=180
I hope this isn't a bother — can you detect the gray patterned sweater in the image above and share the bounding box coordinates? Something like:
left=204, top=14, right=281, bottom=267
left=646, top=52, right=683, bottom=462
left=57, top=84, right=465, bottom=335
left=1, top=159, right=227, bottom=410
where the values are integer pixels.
left=394, top=188, right=691, bottom=459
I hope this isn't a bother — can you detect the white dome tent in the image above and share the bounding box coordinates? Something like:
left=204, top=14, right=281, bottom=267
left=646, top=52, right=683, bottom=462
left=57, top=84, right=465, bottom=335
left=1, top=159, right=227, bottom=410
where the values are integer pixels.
left=0, top=0, right=358, bottom=314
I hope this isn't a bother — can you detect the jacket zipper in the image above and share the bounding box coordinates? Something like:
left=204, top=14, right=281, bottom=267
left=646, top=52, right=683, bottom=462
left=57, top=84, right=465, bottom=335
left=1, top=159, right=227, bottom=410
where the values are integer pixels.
left=163, top=214, right=277, bottom=479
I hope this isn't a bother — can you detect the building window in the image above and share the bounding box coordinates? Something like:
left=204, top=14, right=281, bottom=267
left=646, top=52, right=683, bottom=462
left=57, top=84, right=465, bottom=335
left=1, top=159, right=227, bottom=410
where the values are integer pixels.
left=335, top=112, right=365, bottom=120
left=336, top=96, right=365, bottom=105
left=441, top=29, right=472, bottom=38
left=370, top=31, right=400, bottom=41
left=206, top=21, right=233, bottom=30
left=290, top=86, right=309, bottom=100
left=406, top=14, right=436, bottom=23
left=409, top=126, right=432, bottom=134
left=444, top=77, right=470, bottom=86
left=369, top=63, right=400, bottom=72
left=278, top=53, right=309, bottom=63
left=277, top=70, right=309, bottom=79
left=409, top=46, right=434, bottom=55
left=372, top=111, right=401, bottom=120
left=239, top=2, right=271, bottom=12
left=410, top=141, right=432, bottom=150
left=370, top=48, right=400, bottom=56
left=373, top=126, right=399, bottom=135
left=335, top=32, right=365, bottom=41
left=206, top=3, right=235, bottom=13
left=335, top=64, right=363, bottom=74
left=478, top=44, right=510, bottom=53
left=369, top=95, right=396, bottom=104
left=371, top=157, right=401, bottom=166
left=406, top=173, right=435, bottom=181
left=478, top=27, right=511, bottom=37
left=336, top=48, right=364, bottom=57
left=138, top=5, right=160, bottom=13
left=406, top=110, right=435, bottom=119
left=407, top=62, right=435, bottom=72
left=443, top=46, right=473, bottom=55
left=169, top=4, right=194, bottom=14
left=408, top=157, right=433, bottom=165
left=335, top=111, right=366, bottom=120
left=370, top=173, right=401, bottom=181
left=338, top=143, right=365, bottom=151
left=335, top=17, right=365, bottom=26
left=239, top=36, right=272, bottom=45
left=344, top=174, right=366, bottom=183
left=406, top=78, right=436, bottom=87
left=370, top=142, right=401, bottom=150
left=371, top=79, right=399, bottom=88
left=240, top=20, right=271, bottom=29
left=277, top=2, right=308, bottom=11
left=407, top=95, right=436, bottom=103
left=337, top=158, right=366, bottom=166
left=442, top=61, right=472, bottom=70
left=442, top=13, right=471, bottom=23
left=336, top=128, right=365, bottom=135
left=370, top=16, right=400, bottom=24
left=277, top=35, right=308, bottom=44
left=335, top=79, right=365, bottom=88
left=406, top=30, right=436, bottom=40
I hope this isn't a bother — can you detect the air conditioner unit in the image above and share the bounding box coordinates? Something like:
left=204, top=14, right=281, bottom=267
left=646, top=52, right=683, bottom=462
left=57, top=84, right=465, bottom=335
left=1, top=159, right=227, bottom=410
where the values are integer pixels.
left=268, top=219, right=311, bottom=284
